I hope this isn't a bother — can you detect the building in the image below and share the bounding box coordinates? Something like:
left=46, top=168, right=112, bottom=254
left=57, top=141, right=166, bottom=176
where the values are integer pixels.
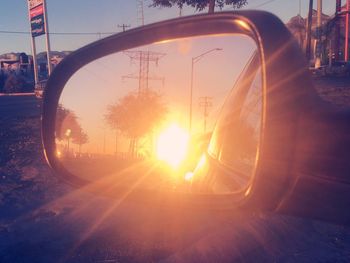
left=0, top=53, right=33, bottom=75
left=0, top=51, right=69, bottom=93
left=286, top=5, right=349, bottom=65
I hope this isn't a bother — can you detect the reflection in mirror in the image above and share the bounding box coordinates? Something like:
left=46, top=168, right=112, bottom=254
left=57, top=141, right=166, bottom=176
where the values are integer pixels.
left=203, top=62, right=262, bottom=194
left=56, top=34, right=260, bottom=194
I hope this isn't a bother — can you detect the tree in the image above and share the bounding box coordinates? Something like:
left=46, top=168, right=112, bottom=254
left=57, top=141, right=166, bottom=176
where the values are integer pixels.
left=286, top=15, right=306, bottom=49
left=105, top=90, right=167, bottom=156
left=0, top=71, right=5, bottom=93
left=56, top=105, right=88, bottom=153
left=4, top=74, right=26, bottom=93
left=72, top=127, right=89, bottom=154
left=56, top=105, right=78, bottom=141
left=150, top=0, right=247, bottom=13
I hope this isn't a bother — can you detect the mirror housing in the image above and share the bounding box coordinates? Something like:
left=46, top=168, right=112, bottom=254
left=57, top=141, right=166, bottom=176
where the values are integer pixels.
left=42, top=11, right=350, bottom=225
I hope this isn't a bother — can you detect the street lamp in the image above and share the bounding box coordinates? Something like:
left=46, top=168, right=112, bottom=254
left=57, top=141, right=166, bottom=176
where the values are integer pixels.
left=189, top=48, right=222, bottom=134
left=65, top=128, right=71, bottom=153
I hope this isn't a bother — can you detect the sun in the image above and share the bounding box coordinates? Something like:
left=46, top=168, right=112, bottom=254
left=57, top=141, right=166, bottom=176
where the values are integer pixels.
left=156, top=123, right=189, bottom=168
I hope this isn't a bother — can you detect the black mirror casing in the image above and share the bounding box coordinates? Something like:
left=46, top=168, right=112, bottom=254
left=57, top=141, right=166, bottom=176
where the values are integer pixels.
left=42, top=11, right=350, bottom=225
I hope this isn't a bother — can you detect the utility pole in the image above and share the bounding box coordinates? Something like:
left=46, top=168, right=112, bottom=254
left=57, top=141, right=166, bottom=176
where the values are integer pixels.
left=118, top=24, right=131, bottom=32
left=137, top=0, right=145, bottom=26
left=314, top=0, right=322, bottom=68
left=345, top=0, right=350, bottom=62
left=298, top=0, right=303, bottom=48
left=122, top=51, right=165, bottom=94
left=189, top=48, right=222, bottom=134
left=115, top=130, right=118, bottom=156
left=179, top=6, right=183, bottom=17
left=42, top=0, right=52, bottom=75
left=334, top=0, right=341, bottom=61
left=305, top=0, right=314, bottom=62
left=103, top=129, right=106, bottom=154
left=199, top=96, right=212, bottom=133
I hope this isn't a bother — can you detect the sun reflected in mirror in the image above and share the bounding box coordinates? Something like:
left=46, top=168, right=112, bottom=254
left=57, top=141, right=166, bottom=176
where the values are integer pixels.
left=184, top=172, right=194, bottom=181
left=56, top=34, right=259, bottom=193
left=156, top=123, right=189, bottom=168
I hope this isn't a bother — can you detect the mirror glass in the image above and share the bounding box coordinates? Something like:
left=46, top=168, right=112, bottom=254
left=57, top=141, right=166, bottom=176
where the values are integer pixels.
left=56, top=34, right=261, bottom=194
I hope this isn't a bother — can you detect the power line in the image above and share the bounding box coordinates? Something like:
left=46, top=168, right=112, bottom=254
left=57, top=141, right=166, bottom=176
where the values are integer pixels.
left=137, top=0, right=145, bottom=26
left=223, top=0, right=279, bottom=11
left=251, top=0, right=279, bottom=9
left=118, top=24, right=131, bottom=32
left=199, top=96, right=213, bottom=133
left=0, top=30, right=116, bottom=36
left=0, top=30, right=30, bottom=35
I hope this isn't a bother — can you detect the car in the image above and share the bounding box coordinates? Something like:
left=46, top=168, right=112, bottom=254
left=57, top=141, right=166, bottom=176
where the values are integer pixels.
left=39, top=10, right=350, bottom=261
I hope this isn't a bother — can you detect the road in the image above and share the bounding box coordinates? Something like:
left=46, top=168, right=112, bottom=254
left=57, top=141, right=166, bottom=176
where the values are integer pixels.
left=312, top=75, right=350, bottom=107
left=1, top=79, right=350, bottom=262
left=0, top=93, right=41, bottom=118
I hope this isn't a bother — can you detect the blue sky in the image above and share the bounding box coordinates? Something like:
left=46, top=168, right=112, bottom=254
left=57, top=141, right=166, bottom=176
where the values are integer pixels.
left=0, top=0, right=340, bottom=55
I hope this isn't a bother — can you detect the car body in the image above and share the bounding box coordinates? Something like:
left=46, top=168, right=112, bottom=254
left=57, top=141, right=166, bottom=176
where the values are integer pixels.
left=41, top=11, right=350, bottom=226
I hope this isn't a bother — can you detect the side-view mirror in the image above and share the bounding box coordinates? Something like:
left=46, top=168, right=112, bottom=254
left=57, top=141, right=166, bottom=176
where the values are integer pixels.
left=42, top=11, right=350, bottom=225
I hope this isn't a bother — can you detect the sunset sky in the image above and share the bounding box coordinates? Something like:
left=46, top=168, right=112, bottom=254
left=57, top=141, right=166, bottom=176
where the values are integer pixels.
left=59, top=34, right=256, bottom=154
left=0, top=0, right=341, bottom=155
left=0, top=0, right=339, bottom=54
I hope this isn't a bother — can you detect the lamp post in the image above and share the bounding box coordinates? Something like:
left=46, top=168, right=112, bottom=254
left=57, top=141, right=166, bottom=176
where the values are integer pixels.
left=65, top=128, right=71, bottom=153
left=189, top=48, right=222, bottom=134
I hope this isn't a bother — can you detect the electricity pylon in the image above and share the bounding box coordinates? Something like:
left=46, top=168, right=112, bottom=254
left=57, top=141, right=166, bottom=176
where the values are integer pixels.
left=122, top=50, right=165, bottom=94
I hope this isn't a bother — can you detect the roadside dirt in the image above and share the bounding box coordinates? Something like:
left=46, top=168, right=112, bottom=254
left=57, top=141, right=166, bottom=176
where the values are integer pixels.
left=312, top=76, right=350, bottom=108
left=1, top=77, right=350, bottom=262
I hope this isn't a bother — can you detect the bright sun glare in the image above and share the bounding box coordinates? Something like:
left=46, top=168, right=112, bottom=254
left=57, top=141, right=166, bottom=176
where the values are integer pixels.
left=156, top=124, right=189, bottom=168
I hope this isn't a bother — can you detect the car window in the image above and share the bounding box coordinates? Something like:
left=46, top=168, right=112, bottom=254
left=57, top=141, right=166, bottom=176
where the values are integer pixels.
left=219, top=67, right=262, bottom=172
left=208, top=56, right=262, bottom=191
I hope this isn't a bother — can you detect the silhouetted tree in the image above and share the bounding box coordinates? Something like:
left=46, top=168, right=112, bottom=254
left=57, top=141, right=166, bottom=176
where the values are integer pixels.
left=72, top=127, right=89, bottom=153
left=150, top=0, right=247, bottom=13
left=105, top=90, right=167, bottom=156
left=56, top=104, right=74, bottom=141
left=286, top=15, right=306, bottom=49
left=4, top=74, right=26, bottom=93
left=56, top=105, right=88, bottom=153
left=0, top=71, right=5, bottom=93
